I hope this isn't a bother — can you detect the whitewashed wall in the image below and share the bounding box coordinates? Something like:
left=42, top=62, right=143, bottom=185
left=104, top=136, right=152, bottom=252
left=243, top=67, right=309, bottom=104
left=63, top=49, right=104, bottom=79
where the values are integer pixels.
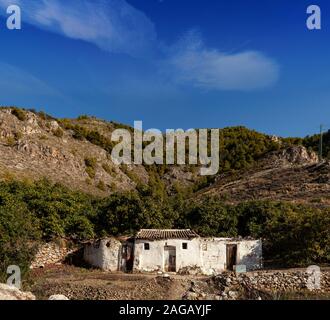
left=83, top=238, right=122, bottom=271
left=134, top=238, right=262, bottom=274
left=133, top=239, right=201, bottom=273
left=200, top=238, right=227, bottom=275
left=83, top=237, right=262, bottom=274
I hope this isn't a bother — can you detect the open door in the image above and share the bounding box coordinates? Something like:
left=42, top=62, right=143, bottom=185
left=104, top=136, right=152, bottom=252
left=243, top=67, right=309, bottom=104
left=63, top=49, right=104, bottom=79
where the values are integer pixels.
left=164, top=246, right=176, bottom=272
left=226, top=244, right=237, bottom=271
left=122, top=243, right=134, bottom=272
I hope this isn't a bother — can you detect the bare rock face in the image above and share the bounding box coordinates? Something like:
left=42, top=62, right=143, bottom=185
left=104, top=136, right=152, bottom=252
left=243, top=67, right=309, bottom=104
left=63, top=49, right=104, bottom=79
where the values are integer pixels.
left=261, top=145, right=318, bottom=169
left=0, top=284, right=36, bottom=300
left=279, top=146, right=319, bottom=165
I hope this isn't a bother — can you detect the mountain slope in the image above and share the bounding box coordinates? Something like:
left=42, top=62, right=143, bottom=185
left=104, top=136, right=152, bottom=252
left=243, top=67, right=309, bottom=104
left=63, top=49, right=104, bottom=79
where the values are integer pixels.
left=199, top=145, right=330, bottom=206
left=0, top=107, right=204, bottom=196
left=0, top=108, right=135, bottom=195
left=1, top=107, right=328, bottom=206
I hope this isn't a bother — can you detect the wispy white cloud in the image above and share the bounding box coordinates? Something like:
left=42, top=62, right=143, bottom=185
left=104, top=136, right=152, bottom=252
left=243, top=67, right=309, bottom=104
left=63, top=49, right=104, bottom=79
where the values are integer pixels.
left=0, top=62, right=60, bottom=96
left=0, top=2, right=279, bottom=91
left=0, top=0, right=157, bottom=56
left=162, top=30, right=279, bottom=91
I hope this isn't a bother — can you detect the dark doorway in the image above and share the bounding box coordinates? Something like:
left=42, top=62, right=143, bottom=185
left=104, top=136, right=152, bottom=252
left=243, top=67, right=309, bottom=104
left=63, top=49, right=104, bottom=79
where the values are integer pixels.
left=122, top=243, right=134, bottom=272
left=226, top=244, right=237, bottom=271
left=164, top=246, right=176, bottom=272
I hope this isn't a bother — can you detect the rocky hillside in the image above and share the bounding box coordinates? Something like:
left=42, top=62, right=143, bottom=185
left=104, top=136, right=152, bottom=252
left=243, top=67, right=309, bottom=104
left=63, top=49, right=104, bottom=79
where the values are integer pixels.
left=200, top=145, right=330, bottom=206
left=0, top=107, right=199, bottom=196
left=1, top=106, right=328, bottom=205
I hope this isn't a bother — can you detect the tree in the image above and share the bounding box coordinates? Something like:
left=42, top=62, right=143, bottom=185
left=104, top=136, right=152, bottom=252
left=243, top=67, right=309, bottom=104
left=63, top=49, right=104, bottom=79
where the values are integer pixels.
left=0, top=199, right=41, bottom=281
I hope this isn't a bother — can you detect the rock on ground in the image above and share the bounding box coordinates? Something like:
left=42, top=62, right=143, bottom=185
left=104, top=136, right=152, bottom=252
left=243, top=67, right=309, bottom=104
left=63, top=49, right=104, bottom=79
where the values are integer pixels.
left=0, top=284, right=36, bottom=300
left=48, top=294, right=70, bottom=300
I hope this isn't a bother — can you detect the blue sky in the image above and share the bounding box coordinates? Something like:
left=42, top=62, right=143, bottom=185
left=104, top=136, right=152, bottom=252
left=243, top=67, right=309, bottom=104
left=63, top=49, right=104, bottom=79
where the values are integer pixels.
left=0, top=0, right=329, bottom=137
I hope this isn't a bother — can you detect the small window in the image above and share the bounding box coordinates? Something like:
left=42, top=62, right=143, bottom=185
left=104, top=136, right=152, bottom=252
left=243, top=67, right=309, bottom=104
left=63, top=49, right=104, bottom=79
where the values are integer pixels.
left=182, top=243, right=188, bottom=250
left=144, top=243, right=150, bottom=250
left=202, top=243, right=208, bottom=251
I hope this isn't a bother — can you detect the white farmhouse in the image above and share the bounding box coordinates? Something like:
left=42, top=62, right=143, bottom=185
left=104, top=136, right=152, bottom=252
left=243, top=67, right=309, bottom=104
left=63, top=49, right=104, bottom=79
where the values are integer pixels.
left=83, top=229, right=262, bottom=275
left=134, top=229, right=262, bottom=275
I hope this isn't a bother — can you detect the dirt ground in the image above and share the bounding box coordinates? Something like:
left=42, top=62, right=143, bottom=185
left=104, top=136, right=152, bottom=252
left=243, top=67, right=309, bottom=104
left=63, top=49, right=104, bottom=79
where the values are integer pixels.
left=25, top=265, right=330, bottom=300
left=26, top=265, right=207, bottom=300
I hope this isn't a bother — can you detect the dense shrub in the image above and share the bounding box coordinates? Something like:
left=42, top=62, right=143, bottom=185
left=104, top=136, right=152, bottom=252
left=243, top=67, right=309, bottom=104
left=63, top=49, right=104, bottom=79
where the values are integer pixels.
left=0, top=197, right=41, bottom=281
left=0, top=180, right=96, bottom=241
left=11, top=108, right=27, bottom=121
left=0, top=178, right=329, bottom=281
left=53, top=128, right=64, bottom=138
left=85, top=157, right=97, bottom=179
left=179, top=198, right=330, bottom=267
left=235, top=201, right=330, bottom=266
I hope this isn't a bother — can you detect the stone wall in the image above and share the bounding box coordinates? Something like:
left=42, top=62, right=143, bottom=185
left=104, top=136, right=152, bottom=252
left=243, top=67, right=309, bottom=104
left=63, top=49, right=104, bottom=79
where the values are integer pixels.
left=30, top=240, right=77, bottom=269
left=184, top=270, right=330, bottom=300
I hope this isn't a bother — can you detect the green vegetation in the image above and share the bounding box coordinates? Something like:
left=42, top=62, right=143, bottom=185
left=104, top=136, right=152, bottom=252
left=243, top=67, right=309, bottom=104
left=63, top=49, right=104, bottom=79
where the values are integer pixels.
left=84, top=157, right=97, bottom=179
left=11, top=108, right=27, bottom=121
left=102, top=163, right=115, bottom=176
left=1, top=178, right=329, bottom=281
left=303, top=130, right=330, bottom=159
left=60, top=121, right=116, bottom=153
left=121, top=165, right=142, bottom=185
left=0, top=184, right=41, bottom=282
left=2, top=108, right=330, bottom=281
left=283, top=129, right=330, bottom=160
left=77, top=115, right=91, bottom=121
left=53, top=128, right=64, bottom=138
left=5, top=137, right=16, bottom=147
left=84, top=157, right=97, bottom=168
left=217, top=126, right=280, bottom=172
left=97, top=180, right=106, bottom=191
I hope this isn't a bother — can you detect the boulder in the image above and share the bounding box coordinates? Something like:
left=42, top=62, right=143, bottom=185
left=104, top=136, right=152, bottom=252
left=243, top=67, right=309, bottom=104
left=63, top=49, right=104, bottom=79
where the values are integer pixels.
left=0, top=284, right=35, bottom=300
left=48, top=294, right=70, bottom=300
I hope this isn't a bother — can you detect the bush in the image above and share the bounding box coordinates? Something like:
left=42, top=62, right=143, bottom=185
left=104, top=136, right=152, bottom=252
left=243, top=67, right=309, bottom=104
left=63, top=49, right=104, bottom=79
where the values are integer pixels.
left=84, top=157, right=97, bottom=169
left=85, top=166, right=95, bottom=179
left=11, top=108, right=27, bottom=121
left=97, top=180, right=106, bottom=191
left=85, top=157, right=97, bottom=178
left=102, top=163, right=114, bottom=176
left=0, top=180, right=97, bottom=241
left=53, top=128, right=64, bottom=138
left=64, top=214, right=94, bottom=239
left=77, top=115, right=90, bottom=121
left=0, top=200, right=41, bottom=282
left=6, top=137, right=16, bottom=146
left=235, top=201, right=330, bottom=266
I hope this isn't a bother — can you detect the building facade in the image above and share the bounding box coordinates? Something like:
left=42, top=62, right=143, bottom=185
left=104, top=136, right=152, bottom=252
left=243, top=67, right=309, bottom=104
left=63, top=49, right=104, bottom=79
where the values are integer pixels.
left=83, top=229, right=262, bottom=275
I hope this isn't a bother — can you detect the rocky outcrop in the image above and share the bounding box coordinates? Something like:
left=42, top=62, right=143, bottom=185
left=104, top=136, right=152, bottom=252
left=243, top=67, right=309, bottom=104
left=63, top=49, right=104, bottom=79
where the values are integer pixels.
left=264, top=145, right=319, bottom=168
left=0, top=284, right=36, bottom=300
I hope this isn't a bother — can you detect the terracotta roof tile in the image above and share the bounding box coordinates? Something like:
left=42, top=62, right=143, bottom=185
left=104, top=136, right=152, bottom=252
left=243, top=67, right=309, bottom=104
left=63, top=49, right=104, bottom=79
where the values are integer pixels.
left=136, top=229, right=199, bottom=240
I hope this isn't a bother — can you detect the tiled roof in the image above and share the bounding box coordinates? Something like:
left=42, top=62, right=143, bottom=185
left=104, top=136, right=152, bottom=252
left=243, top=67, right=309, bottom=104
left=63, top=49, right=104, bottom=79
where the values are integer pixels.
left=136, top=229, right=199, bottom=240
